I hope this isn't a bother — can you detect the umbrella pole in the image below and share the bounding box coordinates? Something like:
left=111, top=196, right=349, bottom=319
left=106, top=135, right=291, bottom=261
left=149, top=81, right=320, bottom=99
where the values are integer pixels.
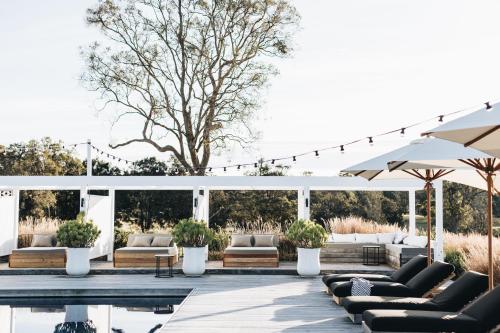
left=425, top=182, right=432, bottom=266
left=487, top=171, right=494, bottom=290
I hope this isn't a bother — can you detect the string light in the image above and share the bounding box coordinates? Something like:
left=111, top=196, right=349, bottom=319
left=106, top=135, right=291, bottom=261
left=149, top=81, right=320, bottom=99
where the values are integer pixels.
left=70, top=99, right=496, bottom=173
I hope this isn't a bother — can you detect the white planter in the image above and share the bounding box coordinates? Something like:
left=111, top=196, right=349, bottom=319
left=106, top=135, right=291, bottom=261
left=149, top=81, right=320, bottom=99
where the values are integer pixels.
left=182, top=247, right=206, bottom=276
left=66, top=248, right=90, bottom=276
left=296, top=248, right=321, bottom=277
left=64, top=305, right=89, bottom=322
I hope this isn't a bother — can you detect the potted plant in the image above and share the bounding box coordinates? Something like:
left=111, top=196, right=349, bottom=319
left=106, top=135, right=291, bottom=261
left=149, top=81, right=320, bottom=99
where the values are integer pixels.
left=172, top=218, right=212, bottom=276
left=56, top=213, right=101, bottom=277
left=286, top=219, right=327, bottom=277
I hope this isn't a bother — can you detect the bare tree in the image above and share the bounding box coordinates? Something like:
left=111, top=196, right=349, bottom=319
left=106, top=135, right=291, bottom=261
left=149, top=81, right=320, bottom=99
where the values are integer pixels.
left=82, top=0, right=299, bottom=175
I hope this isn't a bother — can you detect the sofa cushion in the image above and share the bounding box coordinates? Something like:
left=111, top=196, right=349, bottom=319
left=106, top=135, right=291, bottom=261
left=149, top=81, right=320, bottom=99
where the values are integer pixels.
left=131, top=235, right=153, bottom=247
left=330, top=233, right=355, bottom=243
left=404, top=236, right=429, bottom=248
left=377, top=233, right=395, bottom=244
left=151, top=236, right=172, bottom=247
left=389, top=255, right=427, bottom=283
left=322, top=273, right=392, bottom=286
left=127, top=234, right=154, bottom=247
left=12, top=247, right=66, bottom=254
left=253, top=235, right=274, bottom=247
left=341, top=296, right=438, bottom=314
left=224, top=246, right=278, bottom=255
left=363, top=309, right=479, bottom=332
left=355, top=233, right=378, bottom=243
left=405, top=261, right=455, bottom=297
left=231, top=235, right=253, bottom=247
left=31, top=234, right=57, bottom=247
left=331, top=281, right=413, bottom=298
left=393, top=231, right=407, bottom=244
left=115, top=247, right=175, bottom=253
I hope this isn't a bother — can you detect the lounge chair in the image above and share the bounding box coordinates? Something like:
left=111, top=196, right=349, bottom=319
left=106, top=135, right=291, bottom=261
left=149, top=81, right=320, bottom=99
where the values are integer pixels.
left=362, top=284, right=500, bottom=333
left=322, top=255, right=428, bottom=294
left=9, top=234, right=66, bottom=268
left=341, top=271, right=488, bottom=324
left=330, top=261, right=454, bottom=304
left=223, top=234, right=279, bottom=268
left=114, top=233, right=178, bottom=268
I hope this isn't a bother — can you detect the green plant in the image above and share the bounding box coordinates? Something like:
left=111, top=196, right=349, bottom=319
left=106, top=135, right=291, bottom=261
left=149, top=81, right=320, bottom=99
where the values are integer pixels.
left=172, top=218, right=213, bottom=247
left=286, top=219, right=327, bottom=249
left=208, top=227, right=231, bottom=260
left=56, top=213, right=101, bottom=248
left=445, top=249, right=466, bottom=276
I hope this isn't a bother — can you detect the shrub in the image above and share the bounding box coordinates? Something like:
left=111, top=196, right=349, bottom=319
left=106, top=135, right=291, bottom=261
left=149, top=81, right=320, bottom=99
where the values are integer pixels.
left=325, top=216, right=403, bottom=234
left=172, top=218, right=213, bottom=247
left=56, top=213, right=101, bottom=248
left=286, top=219, right=327, bottom=249
left=208, top=227, right=231, bottom=260
left=445, top=249, right=466, bottom=276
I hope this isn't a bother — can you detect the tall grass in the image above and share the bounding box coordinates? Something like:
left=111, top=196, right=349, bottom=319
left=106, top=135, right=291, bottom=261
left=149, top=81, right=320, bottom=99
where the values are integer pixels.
left=18, top=217, right=64, bottom=248
left=325, top=216, right=404, bottom=234
left=444, top=231, right=500, bottom=284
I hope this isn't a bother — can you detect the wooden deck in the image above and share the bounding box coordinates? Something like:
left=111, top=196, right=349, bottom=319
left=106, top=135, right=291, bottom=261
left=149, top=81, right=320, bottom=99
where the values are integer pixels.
left=0, top=274, right=362, bottom=332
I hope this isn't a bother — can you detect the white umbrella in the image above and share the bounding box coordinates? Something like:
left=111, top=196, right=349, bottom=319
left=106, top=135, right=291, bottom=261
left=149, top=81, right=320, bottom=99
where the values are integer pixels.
left=343, top=138, right=492, bottom=266
left=423, top=101, right=500, bottom=158
left=422, top=102, right=500, bottom=289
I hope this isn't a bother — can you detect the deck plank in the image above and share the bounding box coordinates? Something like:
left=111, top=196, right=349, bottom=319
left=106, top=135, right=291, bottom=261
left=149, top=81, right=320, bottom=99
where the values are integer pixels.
left=0, top=274, right=362, bottom=332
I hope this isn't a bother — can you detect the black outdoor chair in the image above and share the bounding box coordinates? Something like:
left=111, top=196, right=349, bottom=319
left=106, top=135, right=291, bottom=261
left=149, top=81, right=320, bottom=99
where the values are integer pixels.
left=340, top=271, right=488, bottom=323
left=362, top=284, right=500, bottom=333
left=322, top=255, right=428, bottom=293
left=329, top=261, right=454, bottom=303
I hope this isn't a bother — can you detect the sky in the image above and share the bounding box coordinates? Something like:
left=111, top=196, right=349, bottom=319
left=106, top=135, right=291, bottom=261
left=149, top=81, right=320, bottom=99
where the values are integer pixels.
left=2, top=0, right=500, bottom=175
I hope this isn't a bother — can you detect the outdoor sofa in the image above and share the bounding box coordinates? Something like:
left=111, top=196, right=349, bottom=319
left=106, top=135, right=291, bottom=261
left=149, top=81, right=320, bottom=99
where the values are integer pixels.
left=114, top=233, right=178, bottom=268
left=223, top=234, right=279, bottom=267
left=322, top=255, right=428, bottom=294
left=9, top=233, right=66, bottom=268
left=329, top=261, right=454, bottom=304
left=341, top=271, right=488, bottom=324
left=322, top=232, right=432, bottom=268
left=361, top=284, right=500, bottom=333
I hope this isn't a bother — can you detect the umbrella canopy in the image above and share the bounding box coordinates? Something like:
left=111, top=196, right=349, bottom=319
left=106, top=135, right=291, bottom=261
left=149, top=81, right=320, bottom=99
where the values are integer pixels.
left=390, top=136, right=499, bottom=289
left=423, top=101, right=500, bottom=158
left=343, top=138, right=492, bottom=266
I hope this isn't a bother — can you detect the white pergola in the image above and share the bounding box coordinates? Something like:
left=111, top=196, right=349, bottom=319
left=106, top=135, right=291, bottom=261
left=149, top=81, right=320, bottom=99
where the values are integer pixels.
left=0, top=175, right=443, bottom=261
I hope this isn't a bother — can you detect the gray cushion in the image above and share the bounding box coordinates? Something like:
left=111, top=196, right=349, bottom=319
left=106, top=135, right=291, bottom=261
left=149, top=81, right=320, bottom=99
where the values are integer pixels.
left=127, top=234, right=154, bottom=247
left=131, top=235, right=153, bottom=247
left=224, top=246, right=278, bottom=255
left=231, top=235, right=253, bottom=247
left=253, top=235, right=274, bottom=247
left=115, top=247, right=174, bottom=254
left=151, top=236, right=172, bottom=247
left=31, top=234, right=56, bottom=247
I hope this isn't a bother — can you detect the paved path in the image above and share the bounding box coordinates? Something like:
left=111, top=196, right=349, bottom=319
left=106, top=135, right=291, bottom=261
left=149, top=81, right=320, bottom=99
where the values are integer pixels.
left=0, top=274, right=361, bottom=333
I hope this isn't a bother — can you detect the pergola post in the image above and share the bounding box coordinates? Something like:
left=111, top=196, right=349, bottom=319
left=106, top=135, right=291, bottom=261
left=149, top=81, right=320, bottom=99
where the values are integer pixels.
left=408, top=190, right=416, bottom=236
left=434, top=180, right=444, bottom=261
left=297, top=186, right=311, bottom=220
left=193, top=186, right=210, bottom=224
left=13, top=189, right=19, bottom=250
left=79, top=187, right=88, bottom=215
left=108, top=188, right=115, bottom=262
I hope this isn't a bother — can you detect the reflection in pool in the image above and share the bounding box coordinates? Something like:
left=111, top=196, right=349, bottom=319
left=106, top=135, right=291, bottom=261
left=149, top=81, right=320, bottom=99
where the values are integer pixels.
left=0, top=296, right=184, bottom=333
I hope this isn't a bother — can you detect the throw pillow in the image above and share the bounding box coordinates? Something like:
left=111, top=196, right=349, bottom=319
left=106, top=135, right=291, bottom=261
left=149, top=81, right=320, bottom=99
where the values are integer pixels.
left=377, top=233, right=396, bottom=244
left=253, top=235, right=274, bottom=247
left=131, top=235, right=153, bottom=247
left=151, top=236, right=172, bottom=247
left=331, top=233, right=356, bottom=243
left=31, top=234, right=55, bottom=247
left=393, top=231, right=407, bottom=244
left=230, top=235, right=252, bottom=247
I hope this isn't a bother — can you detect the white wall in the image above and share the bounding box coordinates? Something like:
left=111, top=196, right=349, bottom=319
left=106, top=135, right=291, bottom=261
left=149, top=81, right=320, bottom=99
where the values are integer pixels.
left=87, top=194, right=113, bottom=259
left=0, top=190, right=18, bottom=256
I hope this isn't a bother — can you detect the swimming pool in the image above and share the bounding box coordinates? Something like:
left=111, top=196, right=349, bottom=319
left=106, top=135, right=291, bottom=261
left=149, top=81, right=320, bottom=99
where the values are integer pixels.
left=0, top=296, right=185, bottom=333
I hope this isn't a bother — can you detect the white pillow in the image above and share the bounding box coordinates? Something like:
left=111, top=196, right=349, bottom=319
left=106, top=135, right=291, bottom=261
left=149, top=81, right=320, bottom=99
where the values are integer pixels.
left=331, top=233, right=356, bottom=243
left=404, top=236, right=429, bottom=247
left=377, top=233, right=395, bottom=244
left=393, top=231, right=407, bottom=244
left=355, top=233, right=378, bottom=243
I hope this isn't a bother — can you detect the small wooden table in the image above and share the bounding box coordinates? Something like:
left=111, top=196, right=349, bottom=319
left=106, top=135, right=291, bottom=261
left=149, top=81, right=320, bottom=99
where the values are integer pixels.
left=362, top=245, right=381, bottom=266
left=155, top=254, right=174, bottom=278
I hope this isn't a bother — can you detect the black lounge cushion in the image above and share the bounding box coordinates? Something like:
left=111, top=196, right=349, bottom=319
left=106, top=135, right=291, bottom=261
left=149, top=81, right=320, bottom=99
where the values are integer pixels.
left=342, top=296, right=438, bottom=314
left=322, top=255, right=427, bottom=287
left=363, top=309, right=479, bottom=332
left=331, top=261, right=454, bottom=298
left=341, top=271, right=488, bottom=315
left=362, top=284, right=500, bottom=333
left=462, top=285, right=500, bottom=332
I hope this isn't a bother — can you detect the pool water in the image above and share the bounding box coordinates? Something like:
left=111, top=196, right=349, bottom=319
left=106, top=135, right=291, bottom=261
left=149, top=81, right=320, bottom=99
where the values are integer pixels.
left=0, top=297, right=184, bottom=333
